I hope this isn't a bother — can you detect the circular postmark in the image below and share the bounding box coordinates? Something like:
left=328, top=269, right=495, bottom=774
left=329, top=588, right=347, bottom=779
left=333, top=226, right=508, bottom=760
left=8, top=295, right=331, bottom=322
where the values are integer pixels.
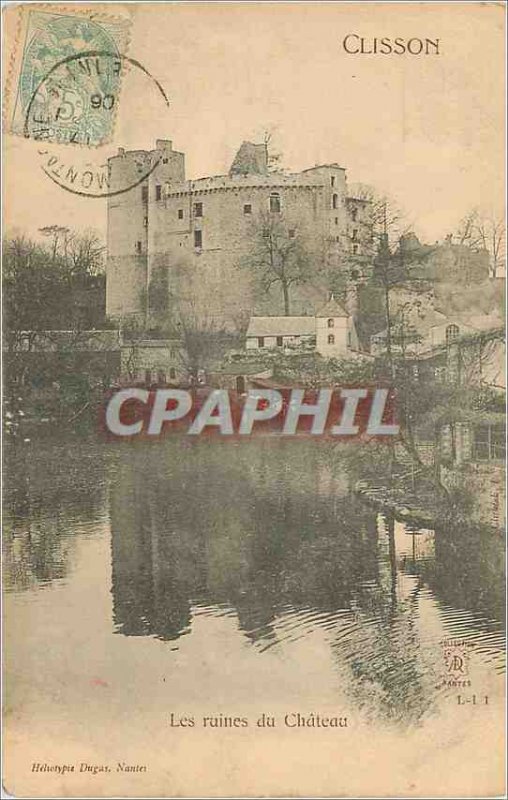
left=24, top=50, right=170, bottom=198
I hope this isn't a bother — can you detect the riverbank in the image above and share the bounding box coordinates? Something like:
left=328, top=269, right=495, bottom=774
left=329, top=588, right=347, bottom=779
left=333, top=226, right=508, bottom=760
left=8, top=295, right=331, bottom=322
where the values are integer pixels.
left=355, top=480, right=437, bottom=527
left=355, top=478, right=504, bottom=536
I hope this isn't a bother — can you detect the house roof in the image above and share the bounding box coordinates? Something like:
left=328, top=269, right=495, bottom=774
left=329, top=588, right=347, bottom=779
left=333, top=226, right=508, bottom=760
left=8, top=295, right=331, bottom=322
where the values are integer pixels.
left=300, top=163, right=346, bottom=172
left=371, top=309, right=475, bottom=341
left=315, top=295, right=349, bottom=318
left=246, top=316, right=316, bottom=337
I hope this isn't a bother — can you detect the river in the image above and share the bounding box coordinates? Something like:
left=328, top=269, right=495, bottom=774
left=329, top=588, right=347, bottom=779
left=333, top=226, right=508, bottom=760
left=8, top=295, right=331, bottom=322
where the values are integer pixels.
left=3, top=436, right=506, bottom=796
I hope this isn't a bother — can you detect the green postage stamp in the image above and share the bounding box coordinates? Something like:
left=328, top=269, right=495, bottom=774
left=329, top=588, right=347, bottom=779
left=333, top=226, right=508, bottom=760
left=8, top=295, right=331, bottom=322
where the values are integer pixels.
left=6, top=5, right=131, bottom=146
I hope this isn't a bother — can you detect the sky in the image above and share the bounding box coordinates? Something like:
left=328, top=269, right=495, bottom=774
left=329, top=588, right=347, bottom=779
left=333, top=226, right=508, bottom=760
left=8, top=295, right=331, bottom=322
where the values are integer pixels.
left=3, top=2, right=506, bottom=244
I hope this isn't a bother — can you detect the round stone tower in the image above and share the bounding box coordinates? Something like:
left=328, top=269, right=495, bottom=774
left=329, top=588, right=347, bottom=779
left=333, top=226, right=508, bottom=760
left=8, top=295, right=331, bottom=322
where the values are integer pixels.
left=106, top=139, right=185, bottom=323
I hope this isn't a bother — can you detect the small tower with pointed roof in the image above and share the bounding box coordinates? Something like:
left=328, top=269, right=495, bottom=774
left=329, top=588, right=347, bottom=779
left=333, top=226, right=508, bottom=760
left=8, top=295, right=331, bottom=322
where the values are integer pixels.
left=315, top=294, right=358, bottom=357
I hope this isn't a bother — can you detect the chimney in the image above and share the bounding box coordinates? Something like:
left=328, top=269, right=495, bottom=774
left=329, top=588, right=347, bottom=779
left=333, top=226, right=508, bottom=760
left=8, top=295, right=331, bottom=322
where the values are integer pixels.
left=156, top=139, right=172, bottom=151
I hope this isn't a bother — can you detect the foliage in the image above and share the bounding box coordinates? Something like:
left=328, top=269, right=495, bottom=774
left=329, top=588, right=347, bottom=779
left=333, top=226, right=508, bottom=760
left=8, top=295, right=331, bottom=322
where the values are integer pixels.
left=3, top=229, right=106, bottom=349
left=174, top=297, right=237, bottom=375
left=3, top=229, right=109, bottom=415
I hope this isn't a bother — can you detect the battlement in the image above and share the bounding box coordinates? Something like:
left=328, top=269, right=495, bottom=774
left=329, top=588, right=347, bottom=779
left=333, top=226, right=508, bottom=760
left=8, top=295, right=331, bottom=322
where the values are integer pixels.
left=161, top=174, right=328, bottom=198
left=106, top=137, right=373, bottom=324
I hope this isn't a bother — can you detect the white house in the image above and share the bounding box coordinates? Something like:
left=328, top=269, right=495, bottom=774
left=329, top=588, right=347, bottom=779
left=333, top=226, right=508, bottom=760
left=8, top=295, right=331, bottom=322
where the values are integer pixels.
left=245, top=296, right=360, bottom=358
left=370, top=309, right=479, bottom=357
left=315, top=296, right=359, bottom=357
left=246, top=316, right=316, bottom=351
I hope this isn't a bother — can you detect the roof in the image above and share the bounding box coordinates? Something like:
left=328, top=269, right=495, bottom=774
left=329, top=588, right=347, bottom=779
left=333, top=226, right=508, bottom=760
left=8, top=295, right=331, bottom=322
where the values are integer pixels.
left=246, top=316, right=316, bottom=337
left=300, top=163, right=346, bottom=173
left=372, top=309, right=474, bottom=341
left=315, top=295, right=349, bottom=318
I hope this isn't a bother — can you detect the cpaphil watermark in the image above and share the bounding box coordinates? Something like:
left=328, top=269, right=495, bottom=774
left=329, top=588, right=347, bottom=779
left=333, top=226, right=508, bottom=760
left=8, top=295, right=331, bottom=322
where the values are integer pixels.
left=101, top=386, right=399, bottom=440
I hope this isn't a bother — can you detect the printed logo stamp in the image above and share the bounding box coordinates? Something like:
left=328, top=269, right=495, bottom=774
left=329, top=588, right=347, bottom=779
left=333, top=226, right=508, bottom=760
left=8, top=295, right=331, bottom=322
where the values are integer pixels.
left=437, top=638, right=474, bottom=689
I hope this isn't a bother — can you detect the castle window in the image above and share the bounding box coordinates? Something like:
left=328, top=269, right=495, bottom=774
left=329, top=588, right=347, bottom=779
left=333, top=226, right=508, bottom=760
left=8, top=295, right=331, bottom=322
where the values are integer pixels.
left=141, top=185, right=148, bottom=202
left=194, top=202, right=203, bottom=217
left=335, top=217, right=339, bottom=225
left=178, top=209, right=184, bottom=219
left=446, top=323, right=459, bottom=343
left=347, top=331, right=352, bottom=347
left=155, top=184, right=162, bottom=201
left=331, top=176, right=336, bottom=187
left=328, top=334, right=335, bottom=345
left=327, top=318, right=334, bottom=328
left=276, top=336, right=283, bottom=347
left=332, top=193, right=338, bottom=209
left=162, top=158, right=169, bottom=164
left=269, top=193, right=281, bottom=213
left=351, top=208, right=358, bottom=222
left=169, top=368, right=176, bottom=380
left=288, top=229, right=296, bottom=238
left=243, top=204, right=252, bottom=214
left=143, top=216, right=148, bottom=227
left=352, top=228, right=358, bottom=240
left=258, top=337, right=265, bottom=348
left=194, top=230, right=202, bottom=249
left=352, top=244, right=359, bottom=255
left=136, top=241, right=142, bottom=253
left=157, top=371, right=166, bottom=384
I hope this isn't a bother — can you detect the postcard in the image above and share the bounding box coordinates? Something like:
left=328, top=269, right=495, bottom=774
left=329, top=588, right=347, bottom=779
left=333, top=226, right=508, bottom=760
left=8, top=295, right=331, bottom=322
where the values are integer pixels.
left=2, top=2, right=506, bottom=797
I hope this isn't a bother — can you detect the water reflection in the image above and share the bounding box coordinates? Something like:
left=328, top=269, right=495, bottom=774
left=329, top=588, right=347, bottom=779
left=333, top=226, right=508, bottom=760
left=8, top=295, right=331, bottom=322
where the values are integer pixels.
left=108, top=439, right=505, bottom=723
left=3, top=437, right=505, bottom=726
left=3, top=441, right=107, bottom=590
left=110, top=440, right=378, bottom=643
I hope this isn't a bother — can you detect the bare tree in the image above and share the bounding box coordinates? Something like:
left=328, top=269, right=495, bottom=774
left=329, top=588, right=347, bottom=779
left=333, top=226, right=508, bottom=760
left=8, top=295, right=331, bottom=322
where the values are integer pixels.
left=348, top=183, right=411, bottom=252
left=38, top=226, right=105, bottom=276
left=263, top=130, right=284, bottom=174
left=66, top=229, right=105, bottom=276
left=455, top=208, right=505, bottom=277
left=455, top=209, right=482, bottom=248
left=476, top=214, right=505, bottom=278
left=39, top=225, right=71, bottom=263
left=454, top=326, right=505, bottom=388
left=242, top=211, right=311, bottom=315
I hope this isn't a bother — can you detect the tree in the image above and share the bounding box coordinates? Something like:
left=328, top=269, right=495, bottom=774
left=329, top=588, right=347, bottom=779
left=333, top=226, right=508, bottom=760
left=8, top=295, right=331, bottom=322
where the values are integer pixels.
left=475, top=214, right=505, bottom=278
left=242, top=211, right=312, bottom=315
left=65, top=229, right=105, bottom=277
left=263, top=130, right=284, bottom=174
left=39, top=225, right=71, bottom=264
left=455, top=208, right=505, bottom=277
left=3, top=235, right=64, bottom=354
left=3, top=229, right=107, bottom=396
left=455, top=209, right=481, bottom=248
left=174, top=296, right=231, bottom=377
left=348, top=183, right=411, bottom=253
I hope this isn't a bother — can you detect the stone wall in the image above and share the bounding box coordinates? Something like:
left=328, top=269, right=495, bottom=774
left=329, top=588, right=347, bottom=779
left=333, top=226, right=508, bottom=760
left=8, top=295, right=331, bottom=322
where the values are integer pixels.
left=107, top=140, right=373, bottom=327
left=441, top=462, right=506, bottom=531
